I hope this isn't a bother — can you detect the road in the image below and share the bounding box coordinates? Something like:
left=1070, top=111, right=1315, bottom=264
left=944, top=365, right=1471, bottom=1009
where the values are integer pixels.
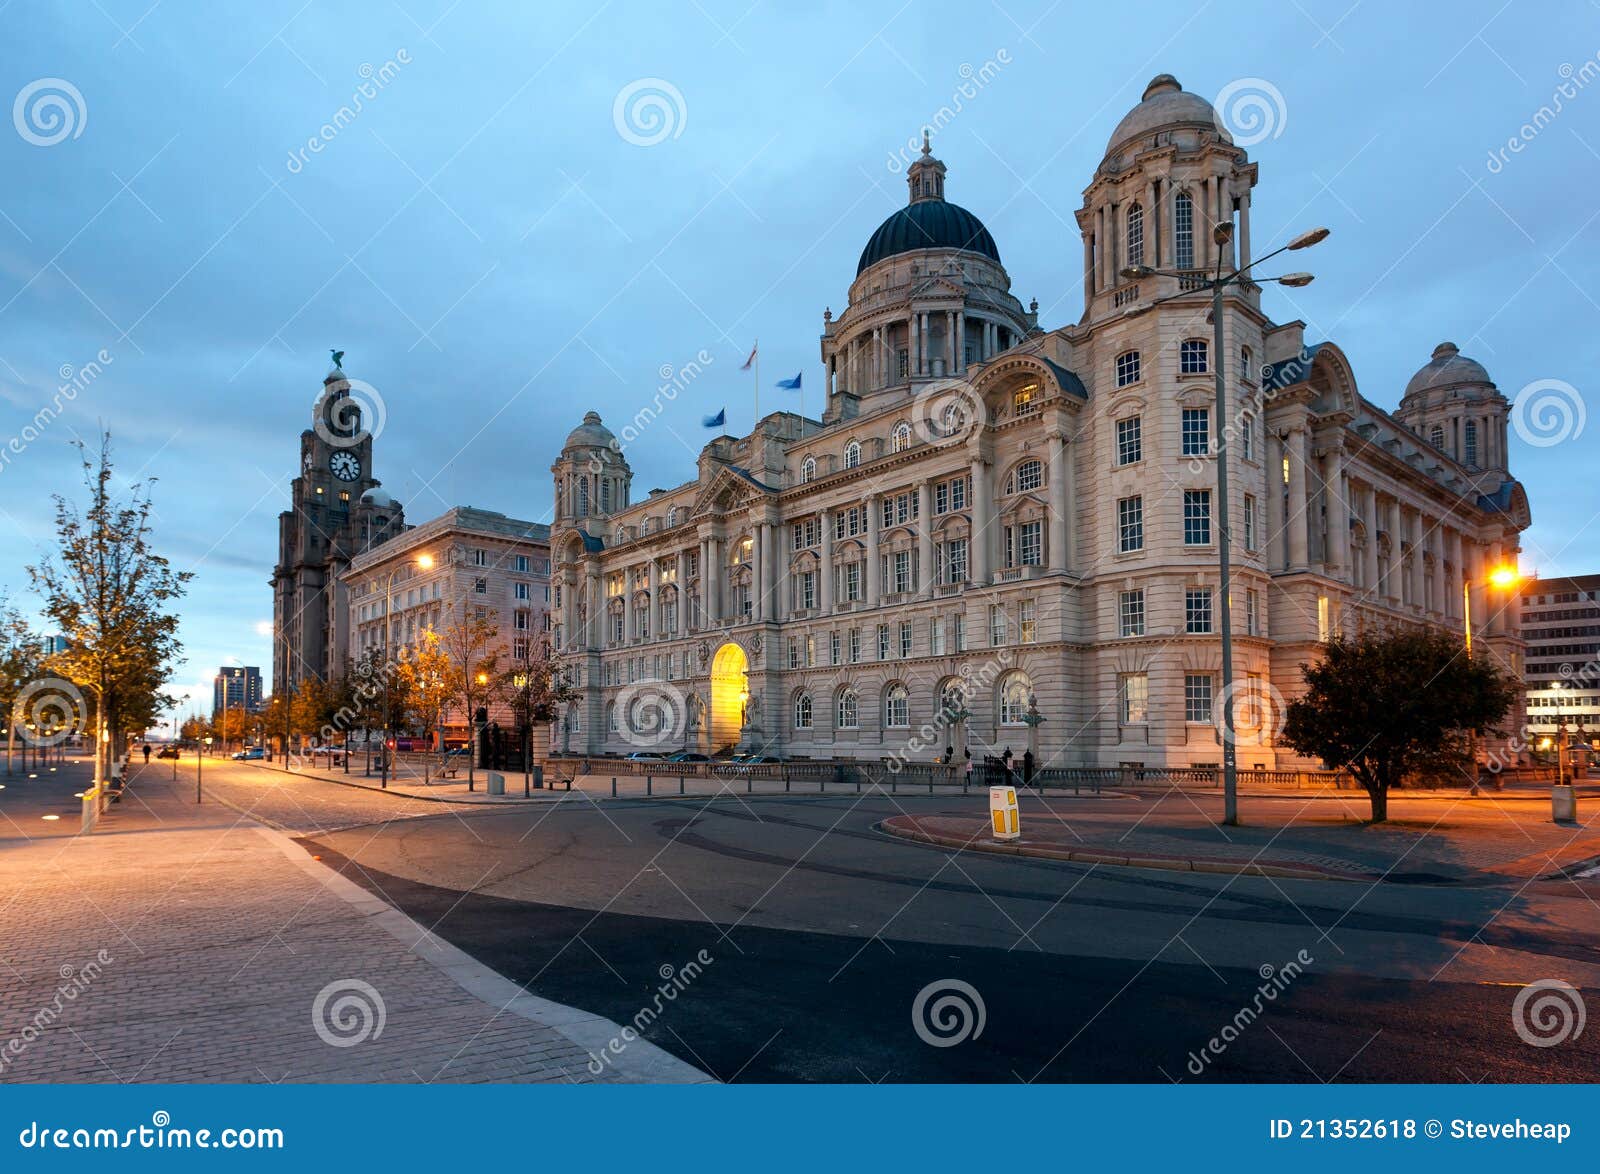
left=177, top=761, right=1597, bottom=1084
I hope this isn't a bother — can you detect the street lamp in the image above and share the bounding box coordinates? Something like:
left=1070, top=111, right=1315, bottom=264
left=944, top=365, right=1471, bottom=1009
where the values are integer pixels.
left=1461, top=562, right=1521, bottom=790
left=198, top=734, right=212, bottom=803
left=1121, top=222, right=1330, bottom=826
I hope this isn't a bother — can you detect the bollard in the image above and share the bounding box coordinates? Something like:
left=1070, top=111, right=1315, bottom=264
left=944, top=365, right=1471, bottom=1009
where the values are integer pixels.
left=990, top=785, right=1020, bottom=841
left=611, top=776, right=617, bottom=798
left=486, top=771, right=505, bottom=797
left=646, top=775, right=652, bottom=797
left=679, top=775, right=685, bottom=796
left=1552, top=784, right=1577, bottom=823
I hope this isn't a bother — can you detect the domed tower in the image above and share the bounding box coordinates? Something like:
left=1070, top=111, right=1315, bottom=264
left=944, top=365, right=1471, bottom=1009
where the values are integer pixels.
left=1394, top=341, right=1510, bottom=481
left=551, top=411, right=631, bottom=527
left=1078, top=74, right=1259, bottom=323
left=821, top=134, right=1032, bottom=423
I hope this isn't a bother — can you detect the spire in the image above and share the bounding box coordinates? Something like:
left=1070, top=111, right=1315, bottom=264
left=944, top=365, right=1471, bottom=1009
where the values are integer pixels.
left=906, top=133, right=946, bottom=204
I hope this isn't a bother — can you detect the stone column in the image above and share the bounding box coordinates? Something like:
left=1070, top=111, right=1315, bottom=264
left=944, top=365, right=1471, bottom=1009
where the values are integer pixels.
left=1383, top=497, right=1401, bottom=604
left=918, top=312, right=929, bottom=375
left=955, top=309, right=966, bottom=372
left=865, top=495, right=881, bottom=602
left=971, top=457, right=992, bottom=585
left=751, top=525, right=765, bottom=623
left=909, top=314, right=919, bottom=379
left=621, top=570, right=633, bottom=645
left=944, top=310, right=955, bottom=374
left=1409, top=511, right=1426, bottom=611
left=1239, top=190, right=1252, bottom=271
left=819, top=508, right=834, bottom=613
left=917, top=481, right=934, bottom=597
left=1266, top=431, right=1287, bottom=573
left=706, top=536, right=721, bottom=623
left=648, top=558, right=661, bottom=640
left=676, top=550, right=689, bottom=632
left=1141, top=180, right=1156, bottom=266
left=584, top=567, right=600, bottom=648
left=1323, top=446, right=1347, bottom=576
left=1287, top=427, right=1310, bottom=571
left=1082, top=231, right=1094, bottom=304
left=1048, top=432, right=1069, bottom=574
left=1361, top=485, right=1379, bottom=598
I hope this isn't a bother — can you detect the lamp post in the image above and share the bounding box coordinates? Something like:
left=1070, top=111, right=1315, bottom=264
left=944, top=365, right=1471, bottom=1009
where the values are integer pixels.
left=1461, top=563, right=1520, bottom=790
left=198, top=734, right=212, bottom=803
left=1122, top=223, right=1329, bottom=826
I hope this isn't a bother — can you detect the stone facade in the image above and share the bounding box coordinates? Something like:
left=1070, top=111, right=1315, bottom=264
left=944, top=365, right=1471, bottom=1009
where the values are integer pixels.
left=550, top=75, right=1531, bottom=768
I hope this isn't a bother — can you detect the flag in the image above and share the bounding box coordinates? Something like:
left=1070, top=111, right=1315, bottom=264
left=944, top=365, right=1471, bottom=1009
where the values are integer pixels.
left=702, top=408, right=726, bottom=428
left=740, top=343, right=757, bottom=371
left=775, top=372, right=801, bottom=390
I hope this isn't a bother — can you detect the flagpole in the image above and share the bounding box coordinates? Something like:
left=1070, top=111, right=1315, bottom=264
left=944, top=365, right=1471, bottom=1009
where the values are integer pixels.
left=753, top=338, right=760, bottom=431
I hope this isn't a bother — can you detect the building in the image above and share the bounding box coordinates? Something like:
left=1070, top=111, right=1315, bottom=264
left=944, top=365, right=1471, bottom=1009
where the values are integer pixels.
left=1521, top=574, right=1600, bottom=748
left=550, top=75, right=1531, bottom=767
left=213, top=666, right=263, bottom=715
left=43, top=635, right=72, bottom=656
left=344, top=506, right=552, bottom=742
left=271, top=365, right=406, bottom=697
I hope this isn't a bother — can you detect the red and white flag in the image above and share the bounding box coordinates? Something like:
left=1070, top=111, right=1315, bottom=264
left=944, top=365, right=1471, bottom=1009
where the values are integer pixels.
left=740, top=342, right=757, bottom=371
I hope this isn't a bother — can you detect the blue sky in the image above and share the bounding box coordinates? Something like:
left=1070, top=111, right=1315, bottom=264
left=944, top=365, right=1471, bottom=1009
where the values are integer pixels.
left=2, top=0, right=1596, bottom=716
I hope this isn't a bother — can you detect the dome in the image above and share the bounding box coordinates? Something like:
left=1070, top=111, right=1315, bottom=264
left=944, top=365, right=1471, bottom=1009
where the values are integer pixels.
left=564, top=410, right=616, bottom=450
left=1403, top=342, right=1494, bottom=400
left=361, top=487, right=396, bottom=508
left=1106, top=74, right=1227, bottom=156
left=857, top=199, right=1000, bottom=275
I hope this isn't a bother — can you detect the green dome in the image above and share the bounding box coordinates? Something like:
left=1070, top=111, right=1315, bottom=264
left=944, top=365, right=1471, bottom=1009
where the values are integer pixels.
left=857, top=199, right=1000, bottom=275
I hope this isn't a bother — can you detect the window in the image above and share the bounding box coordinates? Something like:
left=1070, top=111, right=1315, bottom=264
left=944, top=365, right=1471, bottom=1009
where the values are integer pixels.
left=1464, top=421, right=1479, bottom=467
left=1181, top=408, right=1210, bottom=456
left=1184, top=489, right=1212, bottom=546
left=1240, top=414, right=1255, bottom=461
left=1118, top=495, right=1144, bottom=553
left=891, top=422, right=912, bottom=453
left=844, top=440, right=861, bottom=468
left=930, top=618, right=945, bottom=655
left=884, top=684, right=909, bottom=728
left=990, top=604, right=1007, bottom=647
left=942, top=537, right=968, bottom=584
left=1006, top=459, right=1043, bottom=494
left=849, top=628, right=861, bottom=663
left=830, top=631, right=841, bottom=666
left=1007, top=521, right=1042, bottom=567
left=1243, top=494, right=1257, bottom=552
left=1115, top=350, right=1141, bottom=387
left=877, top=624, right=890, bottom=660
left=934, top=476, right=968, bottom=513
left=953, top=613, right=966, bottom=651
left=805, top=633, right=816, bottom=667
left=999, top=673, right=1031, bottom=726
left=1246, top=588, right=1260, bottom=637
left=1180, top=339, right=1208, bottom=374
left=898, top=621, right=912, bottom=657
left=1185, top=587, right=1214, bottom=633
left=514, top=610, right=530, bottom=630
left=836, top=689, right=859, bottom=729
left=898, top=349, right=909, bottom=379
left=792, top=517, right=821, bottom=550
left=1019, top=599, right=1036, bottom=643
left=800, top=456, right=816, bottom=483
left=1174, top=191, right=1194, bottom=268
left=1120, top=673, right=1149, bottom=724
left=471, top=548, right=488, bottom=567
left=842, top=560, right=861, bottom=602
left=1116, top=415, right=1142, bottom=466
left=1184, top=674, right=1214, bottom=723
left=794, top=694, right=813, bottom=729
left=1240, top=346, right=1253, bottom=382
left=891, top=550, right=912, bottom=594
left=788, top=637, right=800, bottom=669
left=474, top=577, right=488, bottom=594
left=1118, top=589, right=1145, bottom=637
left=1125, top=203, right=1144, bottom=268
left=514, top=581, right=530, bottom=601
left=940, top=402, right=965, bottom=437
left=1013, top=384, right=1038, bottom=414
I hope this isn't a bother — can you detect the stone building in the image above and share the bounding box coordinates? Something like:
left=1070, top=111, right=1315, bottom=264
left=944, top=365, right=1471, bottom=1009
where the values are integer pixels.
left=549, top=75, right=1531, bottom=767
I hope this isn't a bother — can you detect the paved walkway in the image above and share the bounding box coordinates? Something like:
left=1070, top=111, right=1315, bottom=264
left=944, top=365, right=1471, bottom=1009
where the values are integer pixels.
left=0, top=759, right=707, bottom=1083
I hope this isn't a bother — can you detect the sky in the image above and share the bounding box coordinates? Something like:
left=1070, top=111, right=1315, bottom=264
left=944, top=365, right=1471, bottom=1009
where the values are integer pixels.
left=2, top=0, right=1597, bottom=722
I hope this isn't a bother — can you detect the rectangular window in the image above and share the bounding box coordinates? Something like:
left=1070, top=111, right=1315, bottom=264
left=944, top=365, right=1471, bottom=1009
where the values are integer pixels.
left=1246, top=588, right=1260, bottom=637
left=513, top=555, right=529, bottom=573
left=1184, top=490, right=1212, bottom=546
left=849, top=628, right=861, bottom=663
left=1243, top=494, right=1257, bottom=552
left=1018, top=521, right=1041, bottom=567
left=1318, top=594, right=1331, bottom=643
left=949, top=477, right=967, bottom=511
left=943, top=538, right=968, bottom=584
left=1118, top=589, right=1145, bottom=637
left=1175, top=194, right=1194, bottom=269
left=898, top=621, right=912, bottom=657
left=1019, top=599, right=1036, bottom=643
left=1241, top=414, right=1255, bottom=461
left=931, top=617, right=945, bottom=656
left=1181, top=408, right=1209, bottom=456
left=830, top=631, right=841, bottom=666
left=954, top=614, right=966, bottom=652
left=1118, top=495, right=1144, bottom=553
left=1116, top=415, right=1142, bottom=466
left=800, top=570, right=817, bottom=611
left=514, top=581, right=530, bottom=601
left=1121, top=673, right=1149, bottom=724
left=788, top=637, right=799, bottom=669
left=472, top=548, right=488, bottom=567
left=843, top=562, right=861, bottom=602
left=1180, top=340, right=1208, bottom=374
left=805, top=634, right=816, bottom=667
left=893, top=551, right=912, bottom=594
left=1184, top=673, right=1214, bottom=723
left=935, top=481, right=948, bottom=514
left=474, top=577, right=488, bottom=594
left=990, top=604, right=1006, bottom=647
left=1185, top=587, right=1213, bottom=634
left=877, top=624, right=890, bottom=660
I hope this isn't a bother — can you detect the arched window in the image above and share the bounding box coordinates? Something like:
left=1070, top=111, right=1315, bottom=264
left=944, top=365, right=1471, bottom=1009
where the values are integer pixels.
left=793, top=693, right=813, bottom=729
left=999, top=672, right=1032, bottom=727
left=940, top=402, right=965, bottom=437
left=666, top=506, right=678, bottom=526
left=891, top=422, right=912, bottom=453
left=1004, top=459, right=1043, bottom=494
left=800, top=456, right=816, bottom=483
left=1174, top=191, right=1195, bottom=268
left=844, top=440, right=861, bottom=468
left=884, top=683, right=909, bottom=729
left=1464, top=421, right=1479, bottom=467
left=576, top=479, right=589, bottom=515
left=606, top=701, right=618, bottom=733
left=1115, top=349, right=1141, bottom=387
left=1429, top=425, right=1445, bottom=451
left=1180, top=339, right=1208, bottom=374
left=1240, top=346, right=1253, bottom=383
left=836, top=688, right=859, bottom=729
left=1126, top=203, right=1144, bottom=269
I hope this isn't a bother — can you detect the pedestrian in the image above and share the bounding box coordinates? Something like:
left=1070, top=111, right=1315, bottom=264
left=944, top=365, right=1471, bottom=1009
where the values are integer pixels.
left=964, top=753, right=973, bottom=786
left=141, top=744, right=151, bottom=765
left=942, top=745, right=953, bottom=765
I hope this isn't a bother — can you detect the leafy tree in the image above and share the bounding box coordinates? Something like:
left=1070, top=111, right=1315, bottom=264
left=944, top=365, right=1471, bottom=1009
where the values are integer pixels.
left=259, top=690, right=293, bottom=755
left=180, top=715, right=210, bottom=743
left=1282, top=628, right=1519, bottom=821
left=28, top=435, right=190, bottom=786
left=0, top=597, right=42, bottom=775
left=399, top=629, right=456, bottom=749
left=437, top=604, right=503, bottom=780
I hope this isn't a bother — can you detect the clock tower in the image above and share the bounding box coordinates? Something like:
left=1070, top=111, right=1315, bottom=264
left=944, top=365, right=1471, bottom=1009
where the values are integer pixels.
left=270, top=363, right=405, bottom=699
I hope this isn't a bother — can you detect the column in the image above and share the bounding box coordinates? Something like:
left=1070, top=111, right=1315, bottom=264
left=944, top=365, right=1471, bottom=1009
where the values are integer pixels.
left=751, top=526, right=764, bottom=623
left=707, top=536, right=721, bottom=623
left=1153, top=176, right=1167, bottom=267
left=584, top=567, right=601, bottom=648
left=827, top=355, right=835, bottom=399
left=697, top=537, right=711, bottom=628
left=1383, top=498, right=1401, bottom=604
left=1062, top=436, right=1077, bottom=570
left=944, top=310, right=955, bottom=373
left=1095, top=204, right=1107, bottom=292
left=1447, top=529, right=1462, bottom=620
left=970, top=458, right=992, bottom=585
left=819, top=508, right=834, bottom=613
left=1287, top=427, right=1309, bottom=570
left=1239, top=190, right=1252, bottom=272
left=917, top=480, right=934, bottom=597
left=676, top=550, right=689, bottom=632
left=648, top=558, right=661, bottom=640
left=865, top=495, right=881, bottom=602
left=985, top=320, right=996, bottom=358
left=1408, top=510, right=1425, bottom=610
left=955, top=309, right=966, bottom=372
left=1361, top=486, right=1379, bottom=598
left=1323, top=446, right=1347, bottom=576
left=918, top=312, right=929, bottom=375
left=1266, top=431, right=1287, bottom=573
left=1048, top=432, right=1069, bottom=574
left=1082, top=231, right=1094, bottom=305
left=621, top=569, right=633, bottom=645
left=872, top=326, right=883, bottom=388
left=909, top=314, right=919, bottom=379
left=1142, top=180, right=1156, bottom=266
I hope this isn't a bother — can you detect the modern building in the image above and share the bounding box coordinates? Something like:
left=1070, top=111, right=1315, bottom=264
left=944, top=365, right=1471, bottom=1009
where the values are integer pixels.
left=344, top=506, right=552, bottom=743
left=271, top=365, right=406, bottom=697
left=213, top=666, right=263, bottom=715
left=1520, top=574, right=1600, bottom=746
left=550, top=75, right=1531, bottom=767
left=43, top=634, right=72, bottom=656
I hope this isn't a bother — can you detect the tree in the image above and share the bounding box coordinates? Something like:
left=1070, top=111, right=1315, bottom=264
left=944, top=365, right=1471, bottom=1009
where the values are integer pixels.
left=399, top=629, right=456, bottom=750
left=0, top=597, right=42, bottom=775
left=1282, top=628, right=1519, bottom=821
left=28, top=435, right=191, bottom=786
left=437, top=604, right=504, bottom=781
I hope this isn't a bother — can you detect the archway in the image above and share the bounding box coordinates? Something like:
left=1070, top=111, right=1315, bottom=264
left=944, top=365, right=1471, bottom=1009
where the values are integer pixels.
left=709, top=642, right=748, bottom=754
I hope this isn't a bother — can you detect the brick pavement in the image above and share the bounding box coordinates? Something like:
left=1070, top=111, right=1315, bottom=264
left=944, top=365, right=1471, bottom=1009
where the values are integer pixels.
left=0, top=760, right=708, bottom=1084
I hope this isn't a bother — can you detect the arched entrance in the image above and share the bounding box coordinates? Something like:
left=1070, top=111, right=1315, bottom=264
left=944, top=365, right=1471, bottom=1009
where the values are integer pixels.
left=709, top=642, right=748, bottom=754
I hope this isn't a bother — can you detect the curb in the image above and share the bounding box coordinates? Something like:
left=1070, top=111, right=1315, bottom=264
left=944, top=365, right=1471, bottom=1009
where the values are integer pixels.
left=245, top=760, right=559, bottom=805
left=878, top=819, right=1370, bottom=882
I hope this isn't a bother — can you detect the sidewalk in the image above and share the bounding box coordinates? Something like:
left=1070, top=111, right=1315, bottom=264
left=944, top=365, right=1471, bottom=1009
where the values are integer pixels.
left=0, top=760, right=707, bottom=1083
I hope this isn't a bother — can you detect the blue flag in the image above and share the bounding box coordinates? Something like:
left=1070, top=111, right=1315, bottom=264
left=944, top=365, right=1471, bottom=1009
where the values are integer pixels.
left=702, top=408, right=725, bottom=428
left=775, top=372, right=801, bottom=390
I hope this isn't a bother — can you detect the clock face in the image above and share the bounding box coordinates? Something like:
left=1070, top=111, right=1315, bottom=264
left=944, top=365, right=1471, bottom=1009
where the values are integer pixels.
left=329, top=451, right=361, bottom=482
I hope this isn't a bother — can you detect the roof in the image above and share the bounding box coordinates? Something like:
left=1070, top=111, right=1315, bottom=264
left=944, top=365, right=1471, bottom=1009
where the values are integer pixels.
left=1106, top=74, right=1226, bottom=156
left=1041, top=357, right=1088, bottom=400
left=1403, top=341, right=1494, bottom=401
left=857, top=199, right=1000, bottom=275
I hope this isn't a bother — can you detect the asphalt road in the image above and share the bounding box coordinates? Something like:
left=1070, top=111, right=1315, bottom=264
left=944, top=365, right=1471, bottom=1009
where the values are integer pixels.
left=275, top=780, right=1600, bottom=1084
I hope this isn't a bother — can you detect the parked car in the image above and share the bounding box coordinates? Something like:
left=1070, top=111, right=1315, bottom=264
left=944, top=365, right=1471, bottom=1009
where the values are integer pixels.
left=666, top=750, right=710, bottom=763
left=231, top=747, right=265, bottom=761
left=732, top=754, right=781, bottom=765
left=309, top=745, right=347, bottom=764
left=157, top=746, right=180, bottom=760
left=625, top=751, right=666, bottom=761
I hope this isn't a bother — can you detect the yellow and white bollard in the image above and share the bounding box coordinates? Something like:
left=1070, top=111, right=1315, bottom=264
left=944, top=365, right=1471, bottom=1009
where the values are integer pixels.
left=989, top=785, right=1020, bottom=841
